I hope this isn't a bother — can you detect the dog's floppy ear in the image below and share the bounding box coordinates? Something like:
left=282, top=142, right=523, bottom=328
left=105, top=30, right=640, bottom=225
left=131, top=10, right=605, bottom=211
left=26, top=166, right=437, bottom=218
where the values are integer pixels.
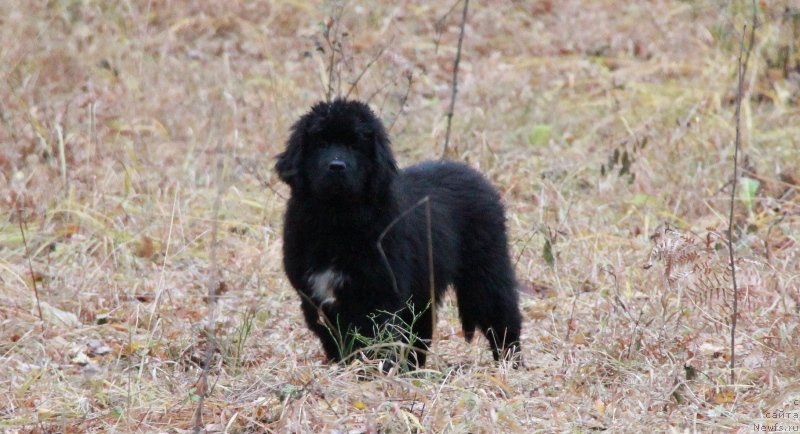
left=368, top=116, right=398, bottom=197
left=275, top=117, right=307, bottom=188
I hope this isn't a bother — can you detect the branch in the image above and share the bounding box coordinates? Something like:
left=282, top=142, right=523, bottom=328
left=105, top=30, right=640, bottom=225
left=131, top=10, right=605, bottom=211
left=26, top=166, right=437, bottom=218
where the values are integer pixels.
left=442, top=0, right=469, bottom=158
left=386, top=71, right=414, bottom=133
left=344, top=39, right=392, bottom=100
left=377, top=196, right=431, bottom=297
left=17, top=209, right=43, bottom=326
left=192, top=142, right=226, bottom=433
left=425, top=198, right=436, bottom=353
left=433, top=0, right=463, bottom=53
left=729, top=0, right=757, bottom=386
left=324, top=1, right=346, bottom=101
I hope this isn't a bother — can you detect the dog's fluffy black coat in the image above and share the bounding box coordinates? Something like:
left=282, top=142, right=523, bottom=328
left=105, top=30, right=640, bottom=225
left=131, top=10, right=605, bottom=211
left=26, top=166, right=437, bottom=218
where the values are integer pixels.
left=276, top=99, right=521, bottom=367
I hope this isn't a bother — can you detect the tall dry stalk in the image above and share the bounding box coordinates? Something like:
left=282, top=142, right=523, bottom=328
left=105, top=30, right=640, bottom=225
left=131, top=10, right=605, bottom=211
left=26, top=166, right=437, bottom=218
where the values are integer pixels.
left=442, top=0, right=469, bottom=157
left=192, top=142, right=226, bottom=433
left=17, top=210, right=43, bottom=326
left=728, top=0, right=757, bottom=385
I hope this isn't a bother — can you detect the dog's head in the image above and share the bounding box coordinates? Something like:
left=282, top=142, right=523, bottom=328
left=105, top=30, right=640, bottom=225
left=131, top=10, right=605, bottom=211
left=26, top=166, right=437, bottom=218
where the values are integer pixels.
left=276, top=99, right=398, bottom=204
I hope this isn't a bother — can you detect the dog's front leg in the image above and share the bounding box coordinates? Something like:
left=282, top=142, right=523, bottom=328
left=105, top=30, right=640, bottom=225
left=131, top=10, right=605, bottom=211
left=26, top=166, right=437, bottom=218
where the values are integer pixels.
left=299, top=298, right=346, bottom=361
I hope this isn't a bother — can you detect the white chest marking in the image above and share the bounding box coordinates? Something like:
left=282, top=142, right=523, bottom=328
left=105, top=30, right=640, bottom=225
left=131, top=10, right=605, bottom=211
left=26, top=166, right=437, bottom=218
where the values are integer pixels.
left=308, top=269, right=346, bottom=305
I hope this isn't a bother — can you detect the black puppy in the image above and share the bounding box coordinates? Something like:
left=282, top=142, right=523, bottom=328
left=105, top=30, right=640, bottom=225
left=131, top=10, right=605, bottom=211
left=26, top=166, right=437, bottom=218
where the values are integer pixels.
left=276, top=99, right=522, bottom=368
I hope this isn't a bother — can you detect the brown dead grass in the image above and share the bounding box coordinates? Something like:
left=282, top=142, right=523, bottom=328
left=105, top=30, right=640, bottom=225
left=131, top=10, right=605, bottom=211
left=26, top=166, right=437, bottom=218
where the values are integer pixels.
left=1, top=0, right=798, bottom=432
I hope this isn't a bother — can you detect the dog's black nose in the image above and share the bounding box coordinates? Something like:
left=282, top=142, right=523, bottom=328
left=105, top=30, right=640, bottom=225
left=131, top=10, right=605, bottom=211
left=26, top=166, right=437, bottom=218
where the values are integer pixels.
left=328, top=160, right=346, bottom=172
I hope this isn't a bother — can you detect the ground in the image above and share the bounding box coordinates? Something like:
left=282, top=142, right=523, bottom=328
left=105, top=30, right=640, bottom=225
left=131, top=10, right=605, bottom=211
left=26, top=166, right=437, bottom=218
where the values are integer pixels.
left=1, top=1, right=799, bottom=432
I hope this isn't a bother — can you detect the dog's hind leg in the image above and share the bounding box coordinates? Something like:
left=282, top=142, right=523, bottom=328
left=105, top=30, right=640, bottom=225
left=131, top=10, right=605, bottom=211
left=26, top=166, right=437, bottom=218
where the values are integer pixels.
left=453, top=256, right=522, bottom=365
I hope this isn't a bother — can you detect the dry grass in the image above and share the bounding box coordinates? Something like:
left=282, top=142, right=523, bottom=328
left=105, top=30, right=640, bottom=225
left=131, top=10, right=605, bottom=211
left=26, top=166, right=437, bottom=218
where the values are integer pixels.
left=1, top=1, right=798, bottom=432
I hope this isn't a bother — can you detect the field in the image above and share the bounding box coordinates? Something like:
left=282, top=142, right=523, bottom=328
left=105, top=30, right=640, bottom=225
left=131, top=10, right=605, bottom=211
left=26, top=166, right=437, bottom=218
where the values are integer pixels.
left=1, top=1, right=799, bottom=432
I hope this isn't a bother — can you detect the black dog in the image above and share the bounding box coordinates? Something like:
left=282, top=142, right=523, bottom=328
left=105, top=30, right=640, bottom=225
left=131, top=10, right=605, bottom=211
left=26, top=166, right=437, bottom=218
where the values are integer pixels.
left=276, top=99, right=522, bottom=368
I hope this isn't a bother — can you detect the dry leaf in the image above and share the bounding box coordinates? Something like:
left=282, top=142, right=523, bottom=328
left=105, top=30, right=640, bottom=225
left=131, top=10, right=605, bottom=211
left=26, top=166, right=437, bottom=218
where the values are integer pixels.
left=87, top=339, right=112, bottom=356
left=571, top=332, right=587, bottom=345
left=594, top=399, right=606, bottom=416
left=713, top=389, right=736, bottom=404
left=134, top=235, right=155, bottom=258
left=39, top=301, right=81, bottom=327
left=61, top=224, right=81, bottom=238
left=71, top=351, right=91, bottom=366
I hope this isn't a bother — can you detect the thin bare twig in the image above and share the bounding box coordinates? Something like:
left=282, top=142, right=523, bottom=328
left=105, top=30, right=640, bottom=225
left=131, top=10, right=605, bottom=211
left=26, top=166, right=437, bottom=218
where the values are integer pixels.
left=765, top=212, right=787, bottom=264
left=377, top=196, right=431, bottom=297
left=433, top=0, right=464, bottom=53
left=386, top=71, right=414, bottom=133
left=365, top=69, right=410, bottom=107
left=442, top=0, right=469, bottom=158
left=56, top=123, right=67, bottom=190
left=324, top=1, right=346, bottom=102
left=344, top=39, right=392, bottom=100
left=17, top=209, right=43, bottom=325
left=234, top=155, right=287, bottom=200
left=193, top=142, right=226, bottom=432
left=425, top=198, right=436, bottom=353
left=729, top=0, right=757, bottom=385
